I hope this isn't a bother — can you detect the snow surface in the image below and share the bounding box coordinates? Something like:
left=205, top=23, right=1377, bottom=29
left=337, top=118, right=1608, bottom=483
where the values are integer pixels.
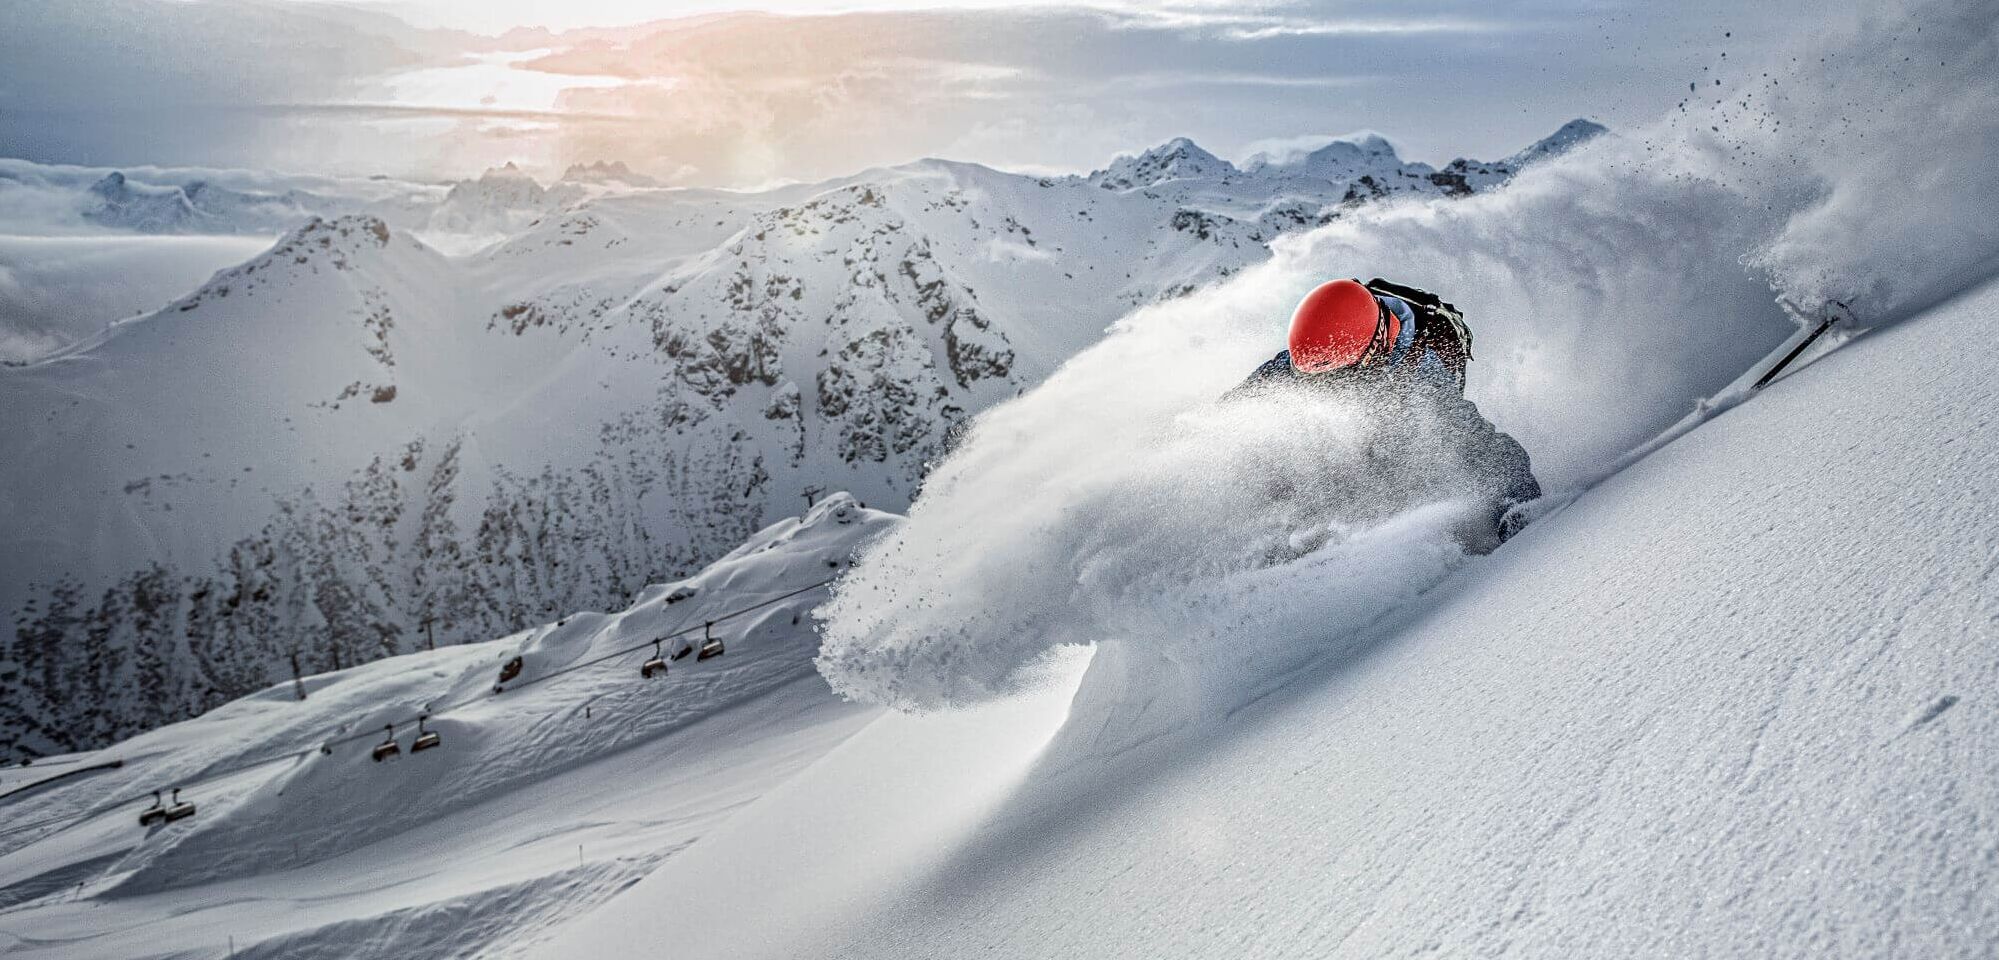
left=0, top=233, right=271, bottom=364
left=562, top=1, right=1998, bottom=954
left=4, top=0, right=1997, bottom=954
left=543, top=239, right=1999, bottom=960
left=0, top=494, right=898, bottom=958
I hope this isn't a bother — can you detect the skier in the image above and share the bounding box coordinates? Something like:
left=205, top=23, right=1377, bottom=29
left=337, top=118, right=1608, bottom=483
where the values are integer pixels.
left=1227, top=277, right=1540, bottom=550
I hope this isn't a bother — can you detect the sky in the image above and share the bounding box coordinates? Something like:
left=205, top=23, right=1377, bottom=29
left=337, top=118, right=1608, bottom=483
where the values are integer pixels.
left=0, top=0, right=1828, bottom=187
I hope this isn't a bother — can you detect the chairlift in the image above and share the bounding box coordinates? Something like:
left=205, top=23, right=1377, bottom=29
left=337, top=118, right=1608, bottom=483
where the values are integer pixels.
left=139, top=790, right=167, bottom=827
left=495, top=655, right=524, bottom=691
left=162, top=788, right=196, bottom=823
left=641, top=640, right=669, bottom=679
left=371, top=724, right=401, bottom=762
left=411, top=715, right=441, bottom=753
left=697, top=622, right=724, bottom=661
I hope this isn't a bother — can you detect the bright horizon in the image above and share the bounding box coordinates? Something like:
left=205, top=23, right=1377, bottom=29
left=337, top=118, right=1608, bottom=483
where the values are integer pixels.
left=5, top=0, right=1834, bottom=186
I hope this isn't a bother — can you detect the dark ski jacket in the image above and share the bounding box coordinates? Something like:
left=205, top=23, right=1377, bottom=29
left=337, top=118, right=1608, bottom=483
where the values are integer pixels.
left=1226, top=290, right=1541, bottom=537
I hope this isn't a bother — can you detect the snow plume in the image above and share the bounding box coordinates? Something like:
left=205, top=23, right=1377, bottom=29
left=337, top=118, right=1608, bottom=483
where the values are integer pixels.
left=1733, top=0, right=1999, bottom=321
left=819, top=0, right=1999, bottom=753
left=818, top=373, right=1498, bottom=718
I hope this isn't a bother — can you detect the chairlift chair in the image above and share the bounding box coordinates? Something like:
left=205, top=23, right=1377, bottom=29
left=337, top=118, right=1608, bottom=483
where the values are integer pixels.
left=372, top=724, right=401, bottom=762
left=411, top=715, right=441, bottom=753
left=139, top=791, right=167, bottom=827
left=641, top=640, right=669, bottom=679
left=162, top=788, right=196, bottom=822
left=697, top=622, right=724, bottom=661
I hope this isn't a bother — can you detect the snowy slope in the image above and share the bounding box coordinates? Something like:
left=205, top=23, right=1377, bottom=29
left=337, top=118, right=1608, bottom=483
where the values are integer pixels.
left=540, top=261, right=1999, bottom=960
left=0, top=233, right=272, bottom=364
left=0, top=494, right=897, bottom=959
left=1, top=124, right=1588, bottom=755
left=4, top=0, right=1992, bottom=954
left=545, top=3, right=1999, bottom=950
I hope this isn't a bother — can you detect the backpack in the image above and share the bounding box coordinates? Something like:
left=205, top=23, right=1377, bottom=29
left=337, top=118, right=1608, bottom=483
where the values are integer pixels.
left=1363, top=278, right=1474, bottom=383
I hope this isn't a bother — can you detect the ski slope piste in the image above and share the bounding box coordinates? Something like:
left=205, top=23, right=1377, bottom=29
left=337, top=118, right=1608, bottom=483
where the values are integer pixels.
left=3, top=0, right=1998, bottom=955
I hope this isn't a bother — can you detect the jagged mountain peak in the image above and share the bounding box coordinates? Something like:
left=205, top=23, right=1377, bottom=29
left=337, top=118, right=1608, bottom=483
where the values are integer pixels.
left=1237, top=130, right=1409, bottom=180
left=1306, top=131, right=1400, bottom=160
left=561, top=160, right=660, bottom=187
left=431, top=165, right=575, bottom=234
left=158, top=214, right=418, bottom=318
left=267, top=214, right=400, bottom=260
left=80, top=170, right=206, bottom=233
left=1506, top=117, right=1609, bottom=166
left=1090, top=136, right=1237, bottom=191
left=483, top=161, right=533, bottom=181
left=1292, top=131, right=1412, bottom=178
left=87, top=170, right=131, bottom=194
left=458, top=162, right=546, bottom=197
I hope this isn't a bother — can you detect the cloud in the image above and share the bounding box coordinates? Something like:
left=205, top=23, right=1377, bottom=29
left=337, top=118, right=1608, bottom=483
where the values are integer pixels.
left=4, top=0, right=1838, bottom=185
left=1097, top=8, right=1520, bottom=40
left=1105, top=72, right=1380, bottom=91
left=1236, top=129, right=1405, bottom=166
left=0, top=234, right=271, bottom=364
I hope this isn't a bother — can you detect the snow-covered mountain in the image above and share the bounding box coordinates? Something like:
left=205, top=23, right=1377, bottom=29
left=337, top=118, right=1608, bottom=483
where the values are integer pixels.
left=561, top=160, right=662, bottom=188
left=0, top=121, right=1596, bottom=757
left=1089, top=137, right=1238, bottom=190
left=426, top=162, right=585, bottom=235
left=0, top=493, right=902, bottom=956
left=1239, top=121, right=1608, bottom=198
left=0, top=157, right=599, bottom=241
left=78, top=171, right=376, bottom=235
left=1503, top=117, right=1610, bottom=167
left=6, top=0, right=1996, bottom=950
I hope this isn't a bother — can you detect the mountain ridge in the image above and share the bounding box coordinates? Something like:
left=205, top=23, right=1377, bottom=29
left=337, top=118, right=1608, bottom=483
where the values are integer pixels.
left=1, top=121, right=1599, bottom=756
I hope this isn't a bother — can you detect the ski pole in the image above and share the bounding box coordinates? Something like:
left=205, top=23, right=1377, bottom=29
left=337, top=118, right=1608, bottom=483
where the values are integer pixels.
left=1753, top=300, right=1848, bottom=390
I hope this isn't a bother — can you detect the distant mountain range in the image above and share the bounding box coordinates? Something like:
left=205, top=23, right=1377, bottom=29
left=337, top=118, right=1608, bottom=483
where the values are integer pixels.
left=0, top=119, right=1605, bottom=755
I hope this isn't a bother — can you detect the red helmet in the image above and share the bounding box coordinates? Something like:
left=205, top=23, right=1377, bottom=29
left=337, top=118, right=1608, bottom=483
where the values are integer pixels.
left=1288, top=279, right=1396, bottom=373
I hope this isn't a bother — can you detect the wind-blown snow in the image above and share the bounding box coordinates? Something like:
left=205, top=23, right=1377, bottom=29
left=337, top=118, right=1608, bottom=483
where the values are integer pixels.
left=817, top=0, right=1999, bottom=761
